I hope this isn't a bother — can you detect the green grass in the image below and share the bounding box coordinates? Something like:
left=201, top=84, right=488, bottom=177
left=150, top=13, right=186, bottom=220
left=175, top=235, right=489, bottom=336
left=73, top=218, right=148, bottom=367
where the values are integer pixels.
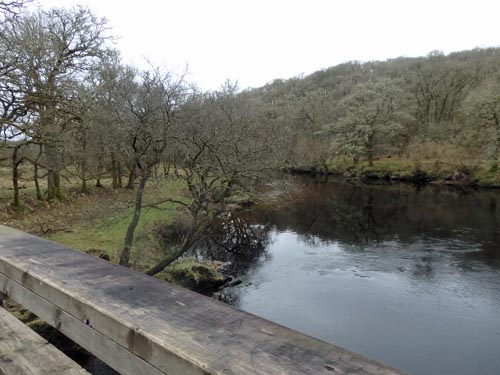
left=331, top=157, right=413, bottom=174
left=45, top=202, right=178, bottom=266
left=330, top=156, right=454, bottom=173
left=330, top=156, right=500, bottom=186
left=0, top=163, right=190, bottom=269
left=45, top=178, right=188, bottom=267
left=331, top=157, right=407, bottom=170
left=0, top=165, right=86, bottom=206
left=475, top=168, right=500, bottom=187
left=0, top=166, right=243, bottom=296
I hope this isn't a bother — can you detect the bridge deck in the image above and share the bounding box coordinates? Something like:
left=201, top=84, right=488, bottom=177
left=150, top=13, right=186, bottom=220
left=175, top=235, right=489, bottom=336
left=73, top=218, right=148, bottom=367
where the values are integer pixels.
left=0, top=225, right=405, bottom=375
left=0, top=306, right=89, bottom=375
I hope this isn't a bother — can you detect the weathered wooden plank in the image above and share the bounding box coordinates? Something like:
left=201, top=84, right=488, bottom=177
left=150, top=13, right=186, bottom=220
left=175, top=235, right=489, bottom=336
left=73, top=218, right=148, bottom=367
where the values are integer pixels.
left=0, top=275, right=166, bottom=375
left=0, top=225, right=405, bottom=375
left=0, top=307, right=90, bottom=375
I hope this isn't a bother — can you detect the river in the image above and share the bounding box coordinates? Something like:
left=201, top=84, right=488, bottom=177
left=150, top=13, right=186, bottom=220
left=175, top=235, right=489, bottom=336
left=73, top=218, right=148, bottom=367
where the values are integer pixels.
left=215, top=177, right=500, bottom=375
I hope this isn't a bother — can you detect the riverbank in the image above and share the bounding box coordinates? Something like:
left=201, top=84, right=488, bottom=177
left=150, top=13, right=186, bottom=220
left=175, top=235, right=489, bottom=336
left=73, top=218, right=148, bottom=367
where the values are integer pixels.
left=0, top=173, right=235, bottom=291
left=286, top=157, right=500, bottom=188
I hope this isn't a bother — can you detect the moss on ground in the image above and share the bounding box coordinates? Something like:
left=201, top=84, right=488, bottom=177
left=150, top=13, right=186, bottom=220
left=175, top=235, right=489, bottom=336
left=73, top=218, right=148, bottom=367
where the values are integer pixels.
left=12, top=308, right=38, bottom=324
left=157, top=257, right=229, bottom=294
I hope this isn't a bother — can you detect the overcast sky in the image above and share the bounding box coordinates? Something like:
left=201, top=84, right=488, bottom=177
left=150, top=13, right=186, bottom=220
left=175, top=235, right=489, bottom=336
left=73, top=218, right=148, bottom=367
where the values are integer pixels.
left=33, top=0, right=500, bottom=90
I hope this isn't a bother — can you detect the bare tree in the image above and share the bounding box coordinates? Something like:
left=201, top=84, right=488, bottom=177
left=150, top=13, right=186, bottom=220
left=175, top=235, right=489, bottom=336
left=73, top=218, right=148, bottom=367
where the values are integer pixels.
left=0, top=6, right=110, bottom=200
left=118, top=66, right=188, bottom=267
left=145, top=81, right=280, bottom=276
left=0, top=0, right=31, bottom=19
left=407, top=52, right=480, bottom=134
left=463, top=76, right=500, bottom=170
left=89, top=50, right=128, bottom=189
left=332, top=79, right=414, bottom=165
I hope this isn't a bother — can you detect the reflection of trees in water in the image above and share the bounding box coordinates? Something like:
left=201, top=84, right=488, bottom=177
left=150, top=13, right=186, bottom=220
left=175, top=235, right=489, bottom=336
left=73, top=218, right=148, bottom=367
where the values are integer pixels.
left=246, top=179, right=409, bottom=245
left=245, top=177, right=500, bottom=273
left=325, top=183, right=407, bottom=245
left=295, top=233, right=325, bottom=247
left=206, top=178, right=500, bottom=306
left=190, top=213, right=272, bottom=276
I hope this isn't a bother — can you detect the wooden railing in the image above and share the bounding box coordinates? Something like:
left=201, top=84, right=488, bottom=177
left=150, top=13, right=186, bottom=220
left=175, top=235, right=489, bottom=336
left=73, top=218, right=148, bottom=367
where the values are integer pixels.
left=0, top=306, right=90, bottom=374
left=0, top=225, right=404, bottom=375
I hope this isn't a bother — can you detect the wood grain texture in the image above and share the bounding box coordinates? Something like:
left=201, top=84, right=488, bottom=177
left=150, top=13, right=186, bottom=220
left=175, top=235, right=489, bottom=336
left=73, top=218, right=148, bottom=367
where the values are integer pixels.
left=0, top=225, right=406, bottom=375
left=0, top=307, right=90, bottom=375
left=0, top=275, right=166, bottom=375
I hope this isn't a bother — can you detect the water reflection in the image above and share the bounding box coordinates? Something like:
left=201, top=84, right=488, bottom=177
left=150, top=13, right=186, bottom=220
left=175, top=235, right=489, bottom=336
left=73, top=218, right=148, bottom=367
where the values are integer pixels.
left=192, top=213, right=271, bottom=276
left=244, top=179, right=500, bottom=271
left=219, top=177, right=500, bottom=375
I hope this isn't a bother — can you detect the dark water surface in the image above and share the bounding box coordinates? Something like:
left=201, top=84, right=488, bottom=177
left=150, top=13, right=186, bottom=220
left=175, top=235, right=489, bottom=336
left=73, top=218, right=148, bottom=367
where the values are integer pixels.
left=219, top=177, right=500, bottom=375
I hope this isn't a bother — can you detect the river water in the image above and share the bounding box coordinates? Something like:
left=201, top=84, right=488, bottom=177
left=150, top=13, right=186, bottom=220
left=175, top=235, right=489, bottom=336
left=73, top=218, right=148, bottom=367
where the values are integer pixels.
left=216, top=177, right=500, bottom=375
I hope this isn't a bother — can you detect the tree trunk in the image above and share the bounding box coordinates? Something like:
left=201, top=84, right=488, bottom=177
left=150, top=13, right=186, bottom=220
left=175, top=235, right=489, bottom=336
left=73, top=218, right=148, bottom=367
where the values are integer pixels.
left=47, top=169, right=62, bottom=200
left=144, top=244, right=190, bottom=276
left=145, top=219, right=211, bottom=276
left=81, top=177, right=88, bottom=192
left=366, top=132, right=375, bottom=167
left=126, top=162, right=137, bottom=189
left=33, top=162, right=42, bottom=201
left=46, top=144, right=62, bottom=200
left=367, top=151, right=374, bottom=167
left=119, top=168, right=150, bottom=267
left=12, top=146, right=21, bottom=207
left=79, top=134, right=89, bottom=192
left=41, top=112, right=63, bottom=200
left=81, top=161, right=88, bottom=193
left=33, top=145, right=43, bottom=200
left=47, top=169, right=55, bottom=199
left=117, top=161, right=123, bottom=188
left=111, top=153, right=119, bottom=189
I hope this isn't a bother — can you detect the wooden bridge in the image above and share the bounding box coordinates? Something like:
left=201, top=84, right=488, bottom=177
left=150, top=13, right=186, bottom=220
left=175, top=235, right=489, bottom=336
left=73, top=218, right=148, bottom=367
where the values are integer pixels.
left=0, top=225, right=405, bottom=375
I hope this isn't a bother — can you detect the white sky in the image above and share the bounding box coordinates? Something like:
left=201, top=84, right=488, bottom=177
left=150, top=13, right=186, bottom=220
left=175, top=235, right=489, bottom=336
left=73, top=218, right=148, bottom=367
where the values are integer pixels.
left=32, top=0, right=500, bottom=91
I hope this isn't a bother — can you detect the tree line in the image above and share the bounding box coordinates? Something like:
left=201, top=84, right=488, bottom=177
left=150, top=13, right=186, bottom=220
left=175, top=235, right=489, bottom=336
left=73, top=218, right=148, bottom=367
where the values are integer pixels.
left=245, top=48, right=500, bottom=171
left=0, top=4, right=279, bottom=273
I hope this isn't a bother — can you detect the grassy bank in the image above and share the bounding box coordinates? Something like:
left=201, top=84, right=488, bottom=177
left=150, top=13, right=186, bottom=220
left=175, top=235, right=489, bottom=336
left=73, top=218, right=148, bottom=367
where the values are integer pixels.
left=0, top=167, right=187, bottom=268
left=326, top=157, right=500, bottom=187
left=0, top=168, right=239, bottom=294
left=44, top=179, right=185, bottom=269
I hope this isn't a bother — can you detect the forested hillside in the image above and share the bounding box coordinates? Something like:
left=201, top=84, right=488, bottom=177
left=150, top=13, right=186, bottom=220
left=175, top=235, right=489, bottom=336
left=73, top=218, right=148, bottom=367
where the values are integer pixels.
left=244, top=48, right=500, bottom=183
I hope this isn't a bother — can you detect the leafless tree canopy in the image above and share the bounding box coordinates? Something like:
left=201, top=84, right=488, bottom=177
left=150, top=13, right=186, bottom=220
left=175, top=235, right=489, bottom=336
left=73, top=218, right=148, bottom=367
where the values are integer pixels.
left=0, top=0, right=31, bottom=17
